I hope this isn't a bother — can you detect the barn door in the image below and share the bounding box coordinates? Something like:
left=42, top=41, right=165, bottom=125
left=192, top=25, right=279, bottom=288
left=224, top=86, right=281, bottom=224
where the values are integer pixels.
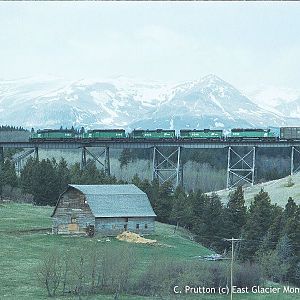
left=68, top=223, right=79, bottom=232
left=68, top=215, right=79, bottom=232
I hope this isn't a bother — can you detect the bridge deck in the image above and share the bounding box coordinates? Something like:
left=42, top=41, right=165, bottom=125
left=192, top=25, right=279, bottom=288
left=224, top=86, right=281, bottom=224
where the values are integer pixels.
left=1, top=140, right=300, bottom=149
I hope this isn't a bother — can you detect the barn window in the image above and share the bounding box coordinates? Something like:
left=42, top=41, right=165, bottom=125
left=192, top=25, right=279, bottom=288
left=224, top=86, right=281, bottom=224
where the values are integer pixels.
left=136, top=224, right=140, bottom=229
left=145, top=224, right=148, bottom=229
left=71, top=217, right=77, bottom=223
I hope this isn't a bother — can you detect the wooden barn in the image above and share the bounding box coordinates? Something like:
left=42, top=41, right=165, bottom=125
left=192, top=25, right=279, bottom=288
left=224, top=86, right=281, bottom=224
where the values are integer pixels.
left=51, top=184, right=156, bottom=236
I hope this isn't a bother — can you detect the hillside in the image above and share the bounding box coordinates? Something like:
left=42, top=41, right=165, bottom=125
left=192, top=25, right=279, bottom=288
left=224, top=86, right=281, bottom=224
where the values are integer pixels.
left=211, top=173, right=300, bottom=207
left=1, top=203, right=299, bottom=299
left=0, top=203, right=212, bottom=300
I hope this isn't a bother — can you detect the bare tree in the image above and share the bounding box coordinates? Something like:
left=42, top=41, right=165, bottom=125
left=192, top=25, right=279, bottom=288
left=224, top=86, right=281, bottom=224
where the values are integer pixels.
left=36, top=250, right=62, bottom=297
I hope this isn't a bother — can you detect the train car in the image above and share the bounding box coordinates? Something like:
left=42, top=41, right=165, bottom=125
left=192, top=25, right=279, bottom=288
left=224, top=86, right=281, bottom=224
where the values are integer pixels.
left=83, top=129, right=126, bottom=140
left=280, top=127, right=300, bottom=141
left=180, top=129, right=223, bottom=140
left=228, top=128, right=276, bottom=141
left=30, top=129, right=77, bottom=142
left=130, top=129, right=176, bottom=140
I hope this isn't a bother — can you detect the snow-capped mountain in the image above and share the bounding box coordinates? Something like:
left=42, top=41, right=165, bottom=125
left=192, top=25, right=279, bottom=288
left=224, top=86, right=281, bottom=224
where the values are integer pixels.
left=245, top=85, right=300, bottom=115
left=129, top=75, right=287, bottom=130
left=276, top=97, right=300, bottom=119
left=0, top=75, right=297, bottom=130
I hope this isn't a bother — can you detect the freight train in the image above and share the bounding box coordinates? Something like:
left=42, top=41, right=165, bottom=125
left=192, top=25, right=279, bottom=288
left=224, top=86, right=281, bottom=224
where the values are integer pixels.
left=28, top=127, right=300, bottom=142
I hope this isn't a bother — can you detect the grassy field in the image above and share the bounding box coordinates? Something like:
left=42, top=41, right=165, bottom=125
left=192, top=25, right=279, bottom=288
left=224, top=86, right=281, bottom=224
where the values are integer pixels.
left=209, top=173, right=300, bottom=207
left=0, top=203, right=211, bottom=300
left=0, top=203, right=299, bottom=300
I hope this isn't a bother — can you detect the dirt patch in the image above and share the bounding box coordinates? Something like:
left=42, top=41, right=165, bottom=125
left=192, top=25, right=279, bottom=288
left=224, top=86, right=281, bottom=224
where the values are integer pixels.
left=0, top=227, right=51, bottom=235
left=116, top=231, right=157, bottom=245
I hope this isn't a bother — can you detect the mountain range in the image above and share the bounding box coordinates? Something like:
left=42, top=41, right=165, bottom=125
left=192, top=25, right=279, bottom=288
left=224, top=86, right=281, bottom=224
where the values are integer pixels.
left=0, top=74, right=299, bottom=131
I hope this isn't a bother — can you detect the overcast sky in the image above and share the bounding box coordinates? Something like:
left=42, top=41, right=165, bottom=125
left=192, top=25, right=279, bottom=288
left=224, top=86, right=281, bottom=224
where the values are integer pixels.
left=1, top=1, right=300, bottom=90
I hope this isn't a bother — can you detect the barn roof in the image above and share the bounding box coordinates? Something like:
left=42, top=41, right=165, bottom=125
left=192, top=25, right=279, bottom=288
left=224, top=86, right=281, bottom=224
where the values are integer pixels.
left=62, top=184, right=156, bottom=218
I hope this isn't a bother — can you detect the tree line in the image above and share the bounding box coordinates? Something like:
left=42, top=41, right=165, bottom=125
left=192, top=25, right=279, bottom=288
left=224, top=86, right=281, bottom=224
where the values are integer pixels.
left=0, top=157, right=121, bottom=205
left=30, top=126, right=86, bottom=134
left=0, top=125, right=27, bottom=132
left=1, top=153, right=299, bottom=287
left=131, top=175, right=300, bottom=286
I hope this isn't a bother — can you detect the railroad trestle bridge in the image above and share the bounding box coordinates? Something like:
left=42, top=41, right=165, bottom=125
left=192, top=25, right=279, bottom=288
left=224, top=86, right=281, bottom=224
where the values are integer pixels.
left=1, top=140, right=300, bottom=189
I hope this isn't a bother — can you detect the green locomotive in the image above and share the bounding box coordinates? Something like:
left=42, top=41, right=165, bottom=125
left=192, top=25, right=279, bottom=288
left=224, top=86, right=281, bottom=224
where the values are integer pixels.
left=30, top=129, right=76, bottom=141
left=228, top=128, right=276, bottom=141
left=180, top=129, right=223, bottom=140
left=130, top=129, right=176, bottom=140
left=29, top=127, right=279, bottom=143
left=83, top=129, right=126, bottom=140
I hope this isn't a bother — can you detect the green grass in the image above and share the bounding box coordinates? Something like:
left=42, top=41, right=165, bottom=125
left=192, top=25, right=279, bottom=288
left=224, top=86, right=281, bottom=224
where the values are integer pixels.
left=212, top=173, right=300, bottom=207
left=0, top=203, right=211, bottom=299
left=0, top=203, right=52, bottom=231
left=0, top=203, right=299, bottom=300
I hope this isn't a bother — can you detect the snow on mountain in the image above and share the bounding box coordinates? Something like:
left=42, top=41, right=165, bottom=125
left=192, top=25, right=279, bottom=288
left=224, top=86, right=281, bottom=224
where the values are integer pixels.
left=245, top=85, right=300, bottom=115
left=276, top=97, right=300, bottom=119
left=129, top=75, right=287, bottom=130
left=0, top=75, right=296, bottom=130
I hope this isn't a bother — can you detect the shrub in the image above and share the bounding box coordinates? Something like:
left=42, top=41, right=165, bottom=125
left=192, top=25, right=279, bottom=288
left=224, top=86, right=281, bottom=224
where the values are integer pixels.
left=285, top=176, right=295, bottom=187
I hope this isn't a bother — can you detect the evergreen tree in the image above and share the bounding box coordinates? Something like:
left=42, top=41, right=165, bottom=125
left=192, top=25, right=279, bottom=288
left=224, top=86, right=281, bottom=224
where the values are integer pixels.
left=256, top=231, right=274, bottom=258
left=2, top=159, right=18, bottom=188
left=241, top=189, right=275, bottom=260
left=20, top=157, right=37, bottom=194
left=119, top=149, right=132, bottom=168
left=192, top=192, right=225, bottom=250
left=153, top=181, right=173, bottom=223
left=21, top=158, right=60, bottom=205
left=69, top=162, right=82, bottom=184
left=259, top=250, right=290, bottom=283
left=170, top=189, right=194, bottom=229
left=294, top=263, right=300, bottom=286
left=0, top=163, right=4, bottom=195
left=56, top=158, right=70, bottom=193
left=80, top=127, right=85, bottom=134
left=284, top=197, right=298, bottom=219
left=266, top=208, right=285, bottom=250
left=276, top=234, right=294, bottom=264
left=275, top=234, right=295, bottom=283
left=80, top=161, right=102, bottom=184
left=32, top=159, right=59, bottom=205
left=131, top=175, right=160, bottom=211
left=223, top=186, right=247, bottom=239
left=283, top=198, right=300, bottom=256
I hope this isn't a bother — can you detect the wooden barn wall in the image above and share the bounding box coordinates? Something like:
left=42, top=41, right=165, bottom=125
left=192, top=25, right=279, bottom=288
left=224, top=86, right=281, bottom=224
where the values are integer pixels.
left=95, top=216, right=155, bottom=235
left=52, top=188, right=95, bottom=234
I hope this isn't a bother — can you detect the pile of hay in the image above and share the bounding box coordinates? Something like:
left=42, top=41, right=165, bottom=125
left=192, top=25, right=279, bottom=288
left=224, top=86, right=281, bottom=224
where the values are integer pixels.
left=116, top=231, right=157, bottom=245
